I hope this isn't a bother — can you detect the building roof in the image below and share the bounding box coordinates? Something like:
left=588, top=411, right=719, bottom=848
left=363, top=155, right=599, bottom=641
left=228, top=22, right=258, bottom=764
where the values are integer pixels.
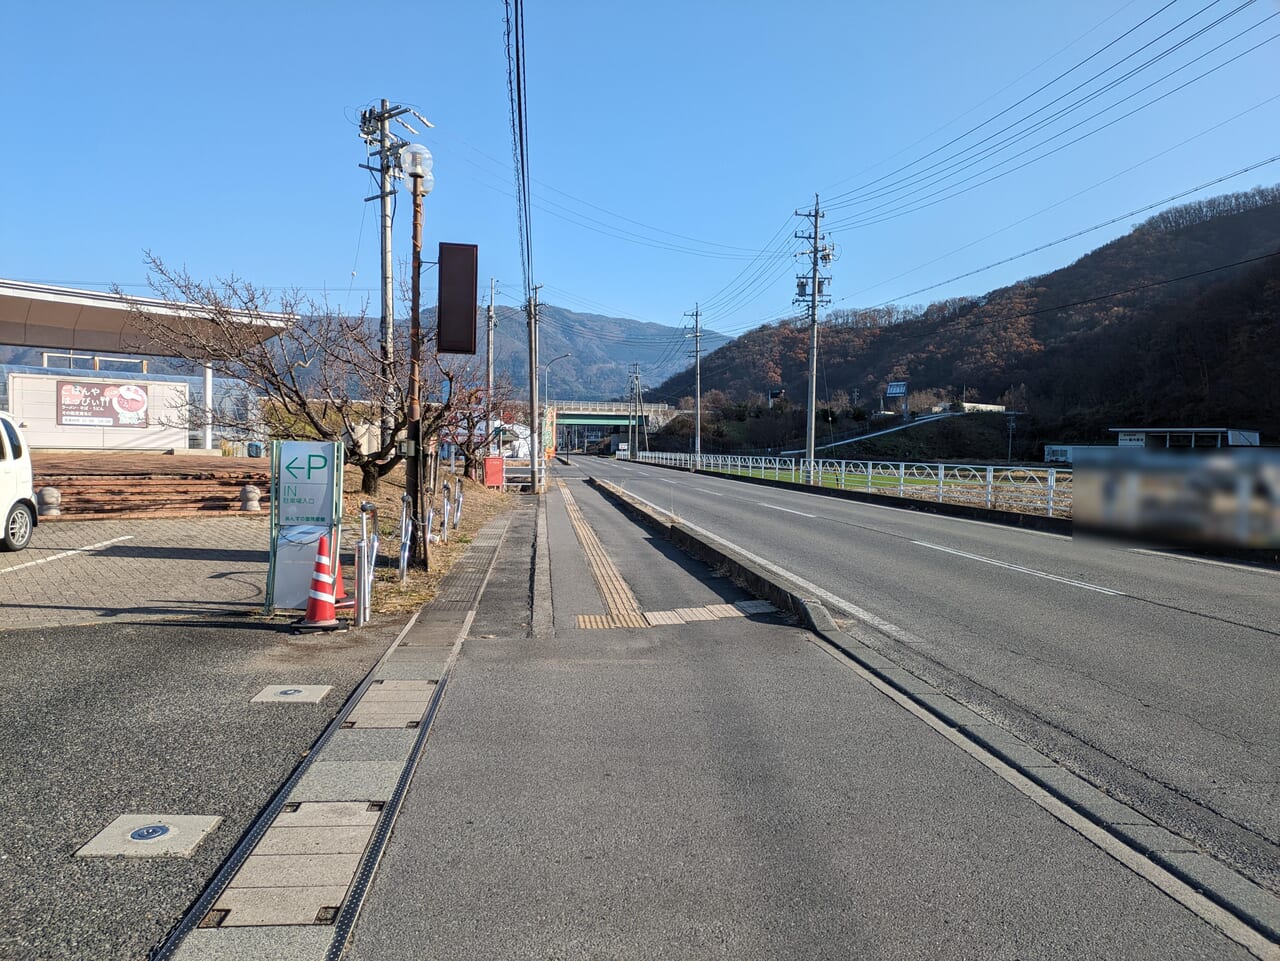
left=1108, top=427, right=1254, bottom=433
left=0, top=279, right=289, bottom=356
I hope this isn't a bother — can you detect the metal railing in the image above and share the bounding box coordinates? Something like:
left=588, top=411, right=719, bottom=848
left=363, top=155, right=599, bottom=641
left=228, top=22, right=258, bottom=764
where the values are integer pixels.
left=547, top=400, right=670, bottom=414
left=632, top=451, right=1072, bottom=518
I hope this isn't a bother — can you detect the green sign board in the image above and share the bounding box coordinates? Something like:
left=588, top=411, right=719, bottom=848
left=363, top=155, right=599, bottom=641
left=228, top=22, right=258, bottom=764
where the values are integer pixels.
left=265, top=440, right=344, bottom=612
left=276, top=441, right=339, bottom=524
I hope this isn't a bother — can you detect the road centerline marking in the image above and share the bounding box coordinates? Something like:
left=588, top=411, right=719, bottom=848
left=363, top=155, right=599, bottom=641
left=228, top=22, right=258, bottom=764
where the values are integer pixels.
left=0, top=535, right=134, bottom=575
left=912, top=540, right=1122, bottom=596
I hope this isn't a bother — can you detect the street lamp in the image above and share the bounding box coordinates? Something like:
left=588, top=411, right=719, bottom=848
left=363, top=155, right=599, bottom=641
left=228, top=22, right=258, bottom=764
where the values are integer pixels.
left=541, top=352, right=571, bottom=459
left=402, top=143, right=433, bottom=566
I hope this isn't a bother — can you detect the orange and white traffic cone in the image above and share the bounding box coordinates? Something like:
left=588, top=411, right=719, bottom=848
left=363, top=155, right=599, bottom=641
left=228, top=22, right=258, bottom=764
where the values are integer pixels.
left=332, top=532, right=354, bottom=610
left=293, top=534, right=343, bottom=632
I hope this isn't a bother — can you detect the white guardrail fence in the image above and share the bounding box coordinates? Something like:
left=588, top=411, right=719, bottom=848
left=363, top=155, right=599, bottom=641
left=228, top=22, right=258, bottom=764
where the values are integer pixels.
left=630, top=452, right=1071, bottom=518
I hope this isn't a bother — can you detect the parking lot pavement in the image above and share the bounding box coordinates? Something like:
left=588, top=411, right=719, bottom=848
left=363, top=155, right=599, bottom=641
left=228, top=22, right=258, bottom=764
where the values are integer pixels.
left=0, top=516, right=271, bottom=632
left=0, top=615, right=401, bottom=961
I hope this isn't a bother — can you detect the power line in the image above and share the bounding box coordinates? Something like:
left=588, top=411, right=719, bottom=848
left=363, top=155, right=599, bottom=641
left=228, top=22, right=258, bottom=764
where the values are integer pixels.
left=840, top=90, right=1280, bottom=301
left=823, top=0, right=1227, bottom=211
left=855, top=152, right=1280, bottom=308
left=825, top=14, right=1280, bottom=232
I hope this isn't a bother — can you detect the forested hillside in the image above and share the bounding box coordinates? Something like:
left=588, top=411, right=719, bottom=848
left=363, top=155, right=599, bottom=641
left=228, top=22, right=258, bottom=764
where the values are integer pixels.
left=654, top=187, right=1280, bottom=446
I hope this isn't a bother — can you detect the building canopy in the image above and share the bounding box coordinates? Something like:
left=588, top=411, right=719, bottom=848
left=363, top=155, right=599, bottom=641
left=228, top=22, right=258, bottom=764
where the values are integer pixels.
left=0, top=279, right=288, bottom=356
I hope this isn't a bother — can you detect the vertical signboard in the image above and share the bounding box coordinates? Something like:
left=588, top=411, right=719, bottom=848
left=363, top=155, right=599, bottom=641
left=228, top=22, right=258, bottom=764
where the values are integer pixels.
left=437, top=242, right=479, bottom=354
left=265, top=441, right=343, bottom=611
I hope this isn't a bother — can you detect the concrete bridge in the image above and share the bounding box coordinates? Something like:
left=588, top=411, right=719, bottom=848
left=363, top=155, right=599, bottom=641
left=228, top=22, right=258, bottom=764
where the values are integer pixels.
left=546, top=399, right=683, bottom=449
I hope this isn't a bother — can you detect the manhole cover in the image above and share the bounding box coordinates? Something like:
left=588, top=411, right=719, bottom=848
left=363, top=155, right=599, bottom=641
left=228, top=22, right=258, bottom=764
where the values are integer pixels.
left=129, top=824, right=171, bottom=842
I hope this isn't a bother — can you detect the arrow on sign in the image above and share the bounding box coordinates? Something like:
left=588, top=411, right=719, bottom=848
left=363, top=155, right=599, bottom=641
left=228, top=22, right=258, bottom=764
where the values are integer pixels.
left=285, top=458, right=301, bottom=479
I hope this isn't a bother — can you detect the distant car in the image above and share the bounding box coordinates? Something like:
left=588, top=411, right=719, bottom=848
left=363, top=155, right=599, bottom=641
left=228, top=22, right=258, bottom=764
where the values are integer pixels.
left=0, top=410, right=37, bottom=551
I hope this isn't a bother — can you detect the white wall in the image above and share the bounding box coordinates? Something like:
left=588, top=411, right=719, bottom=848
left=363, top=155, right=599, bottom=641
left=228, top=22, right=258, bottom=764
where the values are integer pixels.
left=8, top=373, right=190, bottom=450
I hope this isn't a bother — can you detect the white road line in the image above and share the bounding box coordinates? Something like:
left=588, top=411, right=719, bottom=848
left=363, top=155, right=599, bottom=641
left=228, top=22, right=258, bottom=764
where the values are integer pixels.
left=759, top=503, right=816, bottom=518
left=691, top=487, right=724, bottom=497
left=0, top=535, right=135, bottom=575
left=914, top=541, right=1122, bottom=596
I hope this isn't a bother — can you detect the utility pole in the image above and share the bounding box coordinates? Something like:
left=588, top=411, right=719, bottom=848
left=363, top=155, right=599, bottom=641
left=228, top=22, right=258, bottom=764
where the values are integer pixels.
left=486, top=278, right=496, bottom=455
left=359, top=100, right=431, bottom=450
left=636, top=373, right=650, bottom=453
left=794, top=194, right=833, bottom=484
left=406, top=161, right=427, bottom=566
left=527, top=284, right=541, bottom=491
left=685, top=304, right=702, bottom=470
left=627, top=363, right=641, bottom=458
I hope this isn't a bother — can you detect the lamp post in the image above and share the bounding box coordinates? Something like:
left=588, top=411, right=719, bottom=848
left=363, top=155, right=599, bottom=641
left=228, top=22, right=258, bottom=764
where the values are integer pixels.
left=541, top=352, right=571, bottom=463
left=401, top=143, right=434, bottom=566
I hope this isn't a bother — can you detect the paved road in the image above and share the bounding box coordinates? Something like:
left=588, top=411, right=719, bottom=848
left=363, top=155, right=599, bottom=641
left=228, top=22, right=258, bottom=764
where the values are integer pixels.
left=345, top=475, right=1253, bottom=960
left=574, top=457, right=1280, bottom=896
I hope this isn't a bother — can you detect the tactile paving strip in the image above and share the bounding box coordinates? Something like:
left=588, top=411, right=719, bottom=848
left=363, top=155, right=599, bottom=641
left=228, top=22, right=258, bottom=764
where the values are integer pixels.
left=560, top=483, right=646, bottom=626
left=561, top=482, right=778, bottom=630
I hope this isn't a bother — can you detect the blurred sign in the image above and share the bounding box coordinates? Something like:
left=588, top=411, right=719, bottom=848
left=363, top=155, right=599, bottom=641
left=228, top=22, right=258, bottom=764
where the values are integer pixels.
left=886, top=382, right=907, bottom=397
left=1075, top=448, right=1280, bottom=550
left=57, top=380, right=149, bottom=428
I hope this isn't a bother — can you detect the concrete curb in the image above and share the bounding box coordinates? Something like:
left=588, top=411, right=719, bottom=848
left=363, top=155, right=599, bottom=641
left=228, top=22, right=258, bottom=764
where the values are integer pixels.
left=587, top=475, right=1280, bottom=948
left=531, top=494, right=554, bottom=639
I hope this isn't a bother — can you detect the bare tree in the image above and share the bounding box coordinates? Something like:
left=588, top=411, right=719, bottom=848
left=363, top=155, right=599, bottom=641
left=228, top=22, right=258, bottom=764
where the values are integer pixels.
left=439, top=367, right=518, bottom=479
left=118, top=253, right=460, bottom=495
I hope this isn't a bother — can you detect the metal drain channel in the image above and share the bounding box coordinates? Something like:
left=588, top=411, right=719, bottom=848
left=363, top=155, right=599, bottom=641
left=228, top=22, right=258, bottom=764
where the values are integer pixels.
left=152, top=506, right=513, bottom=960
left=147, top=615, right=425, bottom=961
left=323, top=674, right=451, bottom=960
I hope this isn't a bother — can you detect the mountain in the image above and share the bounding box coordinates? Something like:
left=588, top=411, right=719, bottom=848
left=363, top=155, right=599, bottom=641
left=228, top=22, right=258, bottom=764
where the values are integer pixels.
left=485, top=303, right=730, bottom=401
left=0, top=302, right=726, bottom=405
left=653, top=185, right=1280, bottom=445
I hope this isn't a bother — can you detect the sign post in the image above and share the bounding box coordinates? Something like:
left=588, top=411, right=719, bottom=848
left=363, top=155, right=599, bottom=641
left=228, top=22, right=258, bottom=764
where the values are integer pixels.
left=265, top=441, right=344, bottom=612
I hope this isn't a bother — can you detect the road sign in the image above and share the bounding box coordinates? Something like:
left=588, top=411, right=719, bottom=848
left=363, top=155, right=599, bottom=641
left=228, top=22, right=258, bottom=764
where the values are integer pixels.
left=886, top=381, right=908, bottom=397
left=266, top=441, right=344, bottom=611
left=276, top=442, right=338, bottom=525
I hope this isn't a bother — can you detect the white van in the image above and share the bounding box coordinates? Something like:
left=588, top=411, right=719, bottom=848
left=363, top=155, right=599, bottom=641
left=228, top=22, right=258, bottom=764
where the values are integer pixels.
left=0, top=411, right=36, bottom=551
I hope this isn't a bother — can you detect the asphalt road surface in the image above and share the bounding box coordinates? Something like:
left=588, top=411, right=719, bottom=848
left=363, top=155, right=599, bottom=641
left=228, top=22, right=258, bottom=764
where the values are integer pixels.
left=573, top=457, right=1280, bottom=896
left=345, top=476, right=1255, bottom=960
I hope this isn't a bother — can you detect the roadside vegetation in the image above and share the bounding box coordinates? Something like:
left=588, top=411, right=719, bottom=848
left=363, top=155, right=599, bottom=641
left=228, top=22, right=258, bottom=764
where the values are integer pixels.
left=339, top=460, right=514, bottom=616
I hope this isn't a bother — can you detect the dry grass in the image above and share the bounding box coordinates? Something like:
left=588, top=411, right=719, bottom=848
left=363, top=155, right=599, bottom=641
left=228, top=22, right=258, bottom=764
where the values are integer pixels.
left=338, top=461, right=517, bottom=616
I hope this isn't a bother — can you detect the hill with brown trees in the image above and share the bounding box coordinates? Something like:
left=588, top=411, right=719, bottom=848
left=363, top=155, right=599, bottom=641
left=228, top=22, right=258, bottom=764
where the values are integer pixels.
left=652, top=186, right=1280, bottom=452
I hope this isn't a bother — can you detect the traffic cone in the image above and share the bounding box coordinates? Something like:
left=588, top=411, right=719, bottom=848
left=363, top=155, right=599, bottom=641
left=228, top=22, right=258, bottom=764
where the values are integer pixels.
left=293, top=534, right=343, bottom=632
left=332, top=532, right=354, bottom=610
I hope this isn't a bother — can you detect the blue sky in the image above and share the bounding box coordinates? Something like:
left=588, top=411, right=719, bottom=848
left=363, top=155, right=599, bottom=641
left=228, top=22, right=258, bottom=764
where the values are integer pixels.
left=3, top=0, right=1278, bottom=350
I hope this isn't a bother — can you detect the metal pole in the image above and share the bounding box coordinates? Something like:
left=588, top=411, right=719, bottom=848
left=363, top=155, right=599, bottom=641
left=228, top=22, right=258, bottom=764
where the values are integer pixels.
left=487, top=278, right=496, bottom=455
left=407, top=171, right=425, bottom=566
left=527, top=285, right=540, bottom=491
left=693, top=304, right=702, bottom=470
left=378, top=100, right=396, bottom=450
left=805, top=194, right=820, bottom=484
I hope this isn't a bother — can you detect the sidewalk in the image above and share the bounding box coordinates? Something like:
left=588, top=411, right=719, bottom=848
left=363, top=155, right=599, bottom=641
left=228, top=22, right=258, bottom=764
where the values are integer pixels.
left=331, top=473, right=1255, bottom=960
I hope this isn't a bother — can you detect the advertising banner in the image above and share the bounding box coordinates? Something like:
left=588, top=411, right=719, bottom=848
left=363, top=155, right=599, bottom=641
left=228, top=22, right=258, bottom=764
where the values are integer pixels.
left=57, top=380, right=149, bottom=428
